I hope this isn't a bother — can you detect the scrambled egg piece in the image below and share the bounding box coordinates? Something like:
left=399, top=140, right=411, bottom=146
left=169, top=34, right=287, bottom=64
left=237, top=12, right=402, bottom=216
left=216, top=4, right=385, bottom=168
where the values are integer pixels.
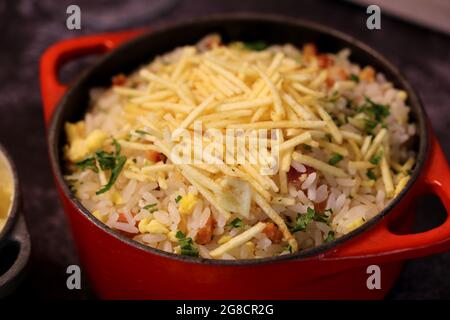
left=65, top=121, right=85, bottom=144
left=346, top=217, right=365, bottom=232
left=92, top=210, right=107, bottom=223
left=85, top=130, right=108, bottom=151
left=178, top=193, right=198, bottom=215
left=66, top=128, right=108, bottom=162
left=397, top=90, right=407, bottom=101
left=168, top=231, right=178, bottom=242
left=110, top=191, right=123, bottom=205
left=217, top=235, right=232, bottom=245
left=138, top=218, right=169, bottom=234
left=245, top=241, right=255, bottom=253
left=67, top=139, right=89, bottom=163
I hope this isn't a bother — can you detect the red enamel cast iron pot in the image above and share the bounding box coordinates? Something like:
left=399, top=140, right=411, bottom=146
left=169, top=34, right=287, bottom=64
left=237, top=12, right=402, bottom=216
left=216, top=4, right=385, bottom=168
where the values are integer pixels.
left=40, top=14, right=450, bottom=299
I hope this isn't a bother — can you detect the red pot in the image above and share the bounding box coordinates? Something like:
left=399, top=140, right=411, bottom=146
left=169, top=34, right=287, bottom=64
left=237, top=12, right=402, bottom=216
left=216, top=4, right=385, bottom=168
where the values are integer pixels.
left=39, top=15, right=450, bottom=299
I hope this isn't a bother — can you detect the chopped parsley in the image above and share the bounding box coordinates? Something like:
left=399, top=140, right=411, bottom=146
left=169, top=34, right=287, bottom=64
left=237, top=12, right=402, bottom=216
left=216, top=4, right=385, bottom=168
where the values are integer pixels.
left=364, top=97, right=390, bottom=121
left=143, top=203, right=158, bottom=213
left=175, top=195, right=182, bottom=203
left=356, top=97, right=391, bottom=134
left=367, top=169, right=377, bottom=180
left=282, top=244, right=293, bottom=253
left=112, top=138, right=121, bottom=155
left=358, top=97, right=390, bottom=134
left=364, top=118, right=378, bottom=135
left=291, top=207, right=331, bottom=233
left=96, top=155, right=126, bottom=195
left=328, top=153, right=343, bottom=165
left=228, top=218, right=243, bottom=229
left=135, top=130, right=150, bottom=136
left=95, top=139, right=127, bottom=195
left=96, top=150, right=116, bottom=170
left=327, top=90, right=340, bottom=103
left=175, top=231, right=199, bottom=257
left=75, top=157, right=98, bottom=173
left=244, top=41, right=267, bottom=51
left=75, top=138, right=125, bottom=178
left=369, top=151, right=383, bottom=165
left=350, top=74, right=360, bottom=83
left=324, top=231, right=335, bottom=243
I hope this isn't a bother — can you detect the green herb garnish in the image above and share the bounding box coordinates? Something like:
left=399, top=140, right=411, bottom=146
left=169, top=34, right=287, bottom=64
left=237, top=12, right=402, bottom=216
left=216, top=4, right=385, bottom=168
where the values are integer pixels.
left=244, top=41, right=267, bottom=51
left=143, top=203, right=158, bottom=213
left=324, top=231, right=335, bottom=243
left=367, top=169, right=377, bottom=180
left=95, top=139, right=126, bottom=195
left=95, top=150, right=116, bottom=170
left=175, top=231, right=199, bottom=257
left=135, top=130, right=150, bottom=136
left=358, top=97, right=390, bottom=134
left=364, top=97, right=390, bottom=121
left=328, top=153, right=343, bottom=166
left=350, top=74, right=359, bottom=83
left=96, top=155, right=126, bottom=195
left=228, top=218, right=243, bottom=229
left=75, top=157, right=98, bottom=173
left=327, top=91, right=340, bottom=103
left=364, top=118, right=378, bottom=135
left=291, top=207, right=331, bottom=233
left=175, top=195, right=182, bottom=203
left=369, top=151, right=383, bottom=165
left=112, top=138, right=121, bottom=155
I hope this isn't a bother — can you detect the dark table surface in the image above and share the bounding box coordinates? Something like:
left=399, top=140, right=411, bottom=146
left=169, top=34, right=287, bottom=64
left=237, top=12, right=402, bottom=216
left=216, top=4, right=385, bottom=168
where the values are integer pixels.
left=1, top=0, right=449, bottom=300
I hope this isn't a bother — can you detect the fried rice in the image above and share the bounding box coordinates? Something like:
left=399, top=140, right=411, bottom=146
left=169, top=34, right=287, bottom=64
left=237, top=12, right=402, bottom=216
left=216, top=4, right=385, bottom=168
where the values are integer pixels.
left=63, top=34, right=416, bottom=259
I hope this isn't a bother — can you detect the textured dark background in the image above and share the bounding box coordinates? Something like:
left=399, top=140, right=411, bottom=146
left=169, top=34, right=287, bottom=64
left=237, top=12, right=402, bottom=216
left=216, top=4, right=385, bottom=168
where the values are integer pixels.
left=0, top=0, right=449, bottom=299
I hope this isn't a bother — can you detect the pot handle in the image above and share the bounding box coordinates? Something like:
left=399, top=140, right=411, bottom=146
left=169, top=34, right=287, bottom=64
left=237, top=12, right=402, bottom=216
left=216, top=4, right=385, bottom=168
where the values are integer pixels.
left=326, top=134, right=450, bottom=263
left=39, top=29, right=145, bottom=126
left=0, top=214, right=31, bottom=298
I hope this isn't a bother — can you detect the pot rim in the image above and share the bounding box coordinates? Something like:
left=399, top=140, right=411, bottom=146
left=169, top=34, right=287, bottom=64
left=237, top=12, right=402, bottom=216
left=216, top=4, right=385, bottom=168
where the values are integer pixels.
left=47, top=13, right=429, bottom=266
left=0, top=143, right=20, bottom=244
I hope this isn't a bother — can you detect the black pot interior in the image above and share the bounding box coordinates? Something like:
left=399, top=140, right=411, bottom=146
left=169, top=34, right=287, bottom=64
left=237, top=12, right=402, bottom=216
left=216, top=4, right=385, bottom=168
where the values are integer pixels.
left=49, top=14, right=428, bottom=265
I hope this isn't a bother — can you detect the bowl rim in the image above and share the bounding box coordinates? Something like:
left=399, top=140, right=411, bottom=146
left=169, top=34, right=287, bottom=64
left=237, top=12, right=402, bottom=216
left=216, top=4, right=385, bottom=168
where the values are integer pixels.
left=0, top=143, right=20, bottom=244
left=47, top=13, right=429, bottom=266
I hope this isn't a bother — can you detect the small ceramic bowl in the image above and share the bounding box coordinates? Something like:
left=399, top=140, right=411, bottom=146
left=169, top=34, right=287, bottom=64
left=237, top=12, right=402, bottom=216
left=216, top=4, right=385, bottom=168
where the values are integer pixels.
left=0, top=143, right=30, bottom=298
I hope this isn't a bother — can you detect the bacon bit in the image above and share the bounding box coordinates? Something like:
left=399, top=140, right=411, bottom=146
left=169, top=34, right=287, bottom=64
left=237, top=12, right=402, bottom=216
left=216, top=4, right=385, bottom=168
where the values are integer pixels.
left=198, top=34, right=222, bottom=50
left=317, top=54, right=333, bottom=68
left=302, top=43, right=317, bottom=61
left=146, top=150, right=165, bottom=163
left=263, top=222, right=283, bottom=243
left=326, top=77, right=335, bottom=89
left=314, top=200, right=327, bottom=213
left=326, top=67, right=348, bottom=88
left=112, top=74, right=127, bottom=86
left=118, top=212, right=128, bottom=223
left=360, top=66, right=375, bottom=82
left=287, top=165, right=315, bottom=188
left=304, top=165, right=315, bottom=175
left=196, top=216, right=216, bottom=245
left=287, top=167, right=303, bottom=188
left=337, top=68, right=348, bottom=80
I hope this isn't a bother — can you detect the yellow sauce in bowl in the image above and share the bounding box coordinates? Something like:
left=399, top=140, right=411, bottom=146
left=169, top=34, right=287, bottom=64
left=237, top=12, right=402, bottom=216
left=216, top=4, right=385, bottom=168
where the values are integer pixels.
left=0, top=151, right=14, bottom=232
